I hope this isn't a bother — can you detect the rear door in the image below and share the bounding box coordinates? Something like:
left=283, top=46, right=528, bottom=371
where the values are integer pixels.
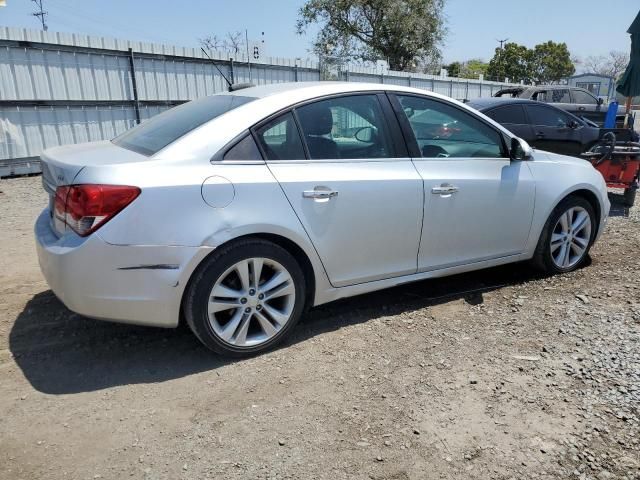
left=524, top=104, right=583, bottom=156
left=257, top=93, right=423, bottom=288
left=483, top=105, right=534, bottom=142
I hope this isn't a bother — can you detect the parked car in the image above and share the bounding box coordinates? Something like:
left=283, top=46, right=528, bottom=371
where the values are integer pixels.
left=35, top=82, right=610, bottom=356
left=467, top=98, right=601, bottom=157
left=493, top=86, right=625, bottom=126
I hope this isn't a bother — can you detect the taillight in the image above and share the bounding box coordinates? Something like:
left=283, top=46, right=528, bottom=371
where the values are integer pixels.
left=54, top=184, right=140, bottom=237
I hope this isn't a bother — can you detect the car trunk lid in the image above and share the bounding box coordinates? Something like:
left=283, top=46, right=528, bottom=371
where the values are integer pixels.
left=40, top=141, right=149, bottom=236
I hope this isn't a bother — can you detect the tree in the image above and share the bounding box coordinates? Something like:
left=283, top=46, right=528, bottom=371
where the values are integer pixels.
left=445, top=61, right=461, bottom=77
left=486, top=41, right=575, bottom=84
left=224, top=31, right=244, bottom=57
left=296, top=0, right=447, bottom=72
left=445, top=59, right=489, bottom=79
left=582, top=50, right=629, bottom=79
left=199, top=34, right=223, bottom=53
left=530, top=41, right=575, bottom=84
left=487, top=42, right=533, bottom=83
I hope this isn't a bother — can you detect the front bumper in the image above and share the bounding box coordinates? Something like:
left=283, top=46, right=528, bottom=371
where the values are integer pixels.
left=35, top=209, right=212, bottom=328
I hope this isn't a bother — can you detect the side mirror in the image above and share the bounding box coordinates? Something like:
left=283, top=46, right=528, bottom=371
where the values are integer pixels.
left=354, top=126, right=376, bottom=143
left=510, top=137, right=533, bottom=161
left=597, top=98, right=604, bottom=105
left=568, top=119, right=580, bottom=129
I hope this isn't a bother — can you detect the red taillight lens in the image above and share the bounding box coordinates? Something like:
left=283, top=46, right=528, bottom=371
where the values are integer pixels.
left=54, top=184, right=140, bottom=236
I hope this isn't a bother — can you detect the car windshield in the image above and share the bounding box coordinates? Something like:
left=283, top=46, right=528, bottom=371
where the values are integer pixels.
left=113, top=95, right=256, bottom=156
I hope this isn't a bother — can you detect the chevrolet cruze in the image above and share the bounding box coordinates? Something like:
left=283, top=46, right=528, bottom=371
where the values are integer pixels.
left=35, top=82, right=610, bottom=356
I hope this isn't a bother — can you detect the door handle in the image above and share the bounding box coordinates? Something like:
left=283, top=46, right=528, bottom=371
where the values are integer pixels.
left=303, top=188, right=339, bottom=200
left=536, top=132, right=545, bottom=138
left=431, top=183, right=459, bottom=195
left=578, top=107, right=586, bottom=111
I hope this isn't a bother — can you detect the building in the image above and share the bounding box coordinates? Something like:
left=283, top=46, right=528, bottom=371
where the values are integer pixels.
left=566, top=73, right=616, bottom=101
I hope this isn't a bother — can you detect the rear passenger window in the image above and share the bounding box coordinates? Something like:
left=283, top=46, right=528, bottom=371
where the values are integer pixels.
left=223, top=134, right=263, bottom=161
left=487, top=105, right=527, bottom=124
left=295, top=94, right=394, bottom=160
left=537, top=89, right=571, bottom=103
left=254, top=112, right=305, bottom=161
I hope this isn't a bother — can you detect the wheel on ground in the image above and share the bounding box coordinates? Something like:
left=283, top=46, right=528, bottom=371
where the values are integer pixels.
left=184, top=238, right=306, bottom=356
left=623, top=187, right=636, bottom=207
left=533, top=196, right=595, bottom=274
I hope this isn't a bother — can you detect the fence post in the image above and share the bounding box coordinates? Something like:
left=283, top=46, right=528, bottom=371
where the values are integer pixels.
left=465, top=81, right=469, bottom=100
left=294, top=64, right=298, bottom=82
left=479, top=81, right=483, bottom=98
left=127, top=48, right=141, bottom=125
left=408, top=75, right=412, bottom=87
left=380, top=72, right=384, bottom=84
left=449, top=79, right=453, bottom=98
left=229, top=58, right=235, bottom=85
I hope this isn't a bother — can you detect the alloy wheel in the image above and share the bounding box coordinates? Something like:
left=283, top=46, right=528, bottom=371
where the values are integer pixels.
left=550, top=206, right=592, bottom=269
left=207, top=257, right=296, bottom=347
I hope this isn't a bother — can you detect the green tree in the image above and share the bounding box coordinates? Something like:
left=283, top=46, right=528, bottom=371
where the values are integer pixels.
left=487, top=42, right=533, bottom=83
left=446, top=61, right=461, bottom=77
left=463, top=59, right=489, bottom=78
left=531, top=41, right=575, bottom=83
left=296, top=0, right=447, bottom=72
left=487, top=41, right=575, bottom=84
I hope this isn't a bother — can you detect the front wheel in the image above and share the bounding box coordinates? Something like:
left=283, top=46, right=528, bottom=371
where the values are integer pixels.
left=532, top=196, right=595, bottom=274
left=184, top=239, right=306, bottom=356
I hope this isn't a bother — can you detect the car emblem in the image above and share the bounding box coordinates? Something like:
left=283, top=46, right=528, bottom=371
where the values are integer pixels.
left=57, top=174, right=65, bottom=182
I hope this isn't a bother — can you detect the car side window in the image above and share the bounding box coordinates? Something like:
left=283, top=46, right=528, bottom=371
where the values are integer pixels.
left=486, top=105, right=527, bottom=125
left=223, top=134, right=263, bottom=161
left=526, top=105, right=571, bottom=127
left=571, top=90, right=597, bottom=105
left=254, top=112, right=306, bottom=161
left=396, top=95, right=505, bottom=159
left=538, top=89, right=571, bottom=103
left=295, top=94, right=394, bottom=160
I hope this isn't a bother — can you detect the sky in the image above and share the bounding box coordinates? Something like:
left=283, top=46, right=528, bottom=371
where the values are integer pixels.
left=0, top=0, right=638, bottom=66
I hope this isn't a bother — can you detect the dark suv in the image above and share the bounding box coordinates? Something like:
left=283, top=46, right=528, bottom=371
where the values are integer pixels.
left=494, top=86, right=624, bottom=126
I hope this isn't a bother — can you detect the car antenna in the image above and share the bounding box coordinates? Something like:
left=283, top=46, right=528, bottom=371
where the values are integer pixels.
left=200, top=47, right=233, bottom=90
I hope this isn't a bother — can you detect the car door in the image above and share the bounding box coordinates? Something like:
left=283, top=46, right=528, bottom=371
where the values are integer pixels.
left=255, top=94, right=423, bottom=288
left=483, top=104, right=535, bottom=143
left=390, top=93, right=535, bottom=271
left=524, top=104, right=583, bottom=156
left=570, top=89, right=603, bottom=124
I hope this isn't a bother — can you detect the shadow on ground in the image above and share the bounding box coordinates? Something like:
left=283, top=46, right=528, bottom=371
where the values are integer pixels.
left=9, top=261, right=555, bottom=395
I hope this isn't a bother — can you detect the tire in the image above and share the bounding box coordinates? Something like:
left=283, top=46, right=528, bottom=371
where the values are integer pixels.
left=184, top=238, right=306, bottom=356
left=532, top=196, right=596, bottom=274
left=623, top=187, right=636, bottom=208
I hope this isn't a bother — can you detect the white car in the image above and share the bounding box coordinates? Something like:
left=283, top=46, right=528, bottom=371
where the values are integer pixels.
left=35, top=82, right=610, bottom=356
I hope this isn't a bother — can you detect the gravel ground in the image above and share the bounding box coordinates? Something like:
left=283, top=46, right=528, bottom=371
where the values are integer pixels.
left=0, top=175, right=638, bottom=480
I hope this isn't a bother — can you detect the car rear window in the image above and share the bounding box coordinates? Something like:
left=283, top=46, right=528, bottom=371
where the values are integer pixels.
left=113, top=95, right=256, bottom=156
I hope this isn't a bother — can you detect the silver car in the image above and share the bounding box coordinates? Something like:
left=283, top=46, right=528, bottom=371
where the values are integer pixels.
left=35, top=82, right=610, bottom=356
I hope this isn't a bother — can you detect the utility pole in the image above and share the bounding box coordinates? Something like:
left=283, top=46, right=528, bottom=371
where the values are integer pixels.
left=31, top=0, right=48, bottom=31
left=496, top=38, right=508, bottom=81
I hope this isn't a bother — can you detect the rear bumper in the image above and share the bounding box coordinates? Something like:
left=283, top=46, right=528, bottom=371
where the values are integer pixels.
left=35, top=209, right=213, bottom=328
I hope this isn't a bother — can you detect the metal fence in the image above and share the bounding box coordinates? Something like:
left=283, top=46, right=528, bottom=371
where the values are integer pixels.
left=0, top=27, right=519, bottom=176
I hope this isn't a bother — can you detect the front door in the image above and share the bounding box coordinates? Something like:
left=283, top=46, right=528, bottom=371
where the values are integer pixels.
left=254, top=94, right=423, bottom=287
left=525, top=104, right=584, bottom=156
left=391, top=93, right=535, bottom=270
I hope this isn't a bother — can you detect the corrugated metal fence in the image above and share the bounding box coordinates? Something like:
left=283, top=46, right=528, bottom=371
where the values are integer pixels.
left=0, top=27, right=519, bottom=176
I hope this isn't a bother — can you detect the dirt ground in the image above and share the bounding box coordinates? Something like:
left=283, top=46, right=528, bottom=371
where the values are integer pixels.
left=0, top=175, right=638, bottom=480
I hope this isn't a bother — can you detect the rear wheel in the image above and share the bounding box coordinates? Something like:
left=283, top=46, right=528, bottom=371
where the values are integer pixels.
left=184, top=239, right=306, bottom=356
left=533, top=196, right=595, bottom=274
left=623, top=187, right=636, bottom=207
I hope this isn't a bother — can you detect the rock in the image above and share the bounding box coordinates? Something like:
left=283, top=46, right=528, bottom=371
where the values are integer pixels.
left=376, top=456, right=383, bottom=462
left=576, top=294, right=590, bottom=304
left=278, top=439, right=286, bottom=446
left=413, top=429, right=420, bottom=435
left=596, top=470, right=613, bottom=480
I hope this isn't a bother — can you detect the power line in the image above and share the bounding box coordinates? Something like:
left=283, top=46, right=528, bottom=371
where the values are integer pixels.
left=31, top=0, right=48, bottom=31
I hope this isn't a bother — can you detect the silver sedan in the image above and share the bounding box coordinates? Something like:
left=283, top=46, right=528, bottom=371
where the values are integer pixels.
left=35, top=82, right=610, bottom=356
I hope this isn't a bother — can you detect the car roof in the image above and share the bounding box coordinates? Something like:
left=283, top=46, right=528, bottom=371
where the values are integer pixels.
left=466, top=97, right=540, bottom=110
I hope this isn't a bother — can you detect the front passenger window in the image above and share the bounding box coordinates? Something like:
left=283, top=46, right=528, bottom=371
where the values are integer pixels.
left=396, top=95, right=505, bottom=159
